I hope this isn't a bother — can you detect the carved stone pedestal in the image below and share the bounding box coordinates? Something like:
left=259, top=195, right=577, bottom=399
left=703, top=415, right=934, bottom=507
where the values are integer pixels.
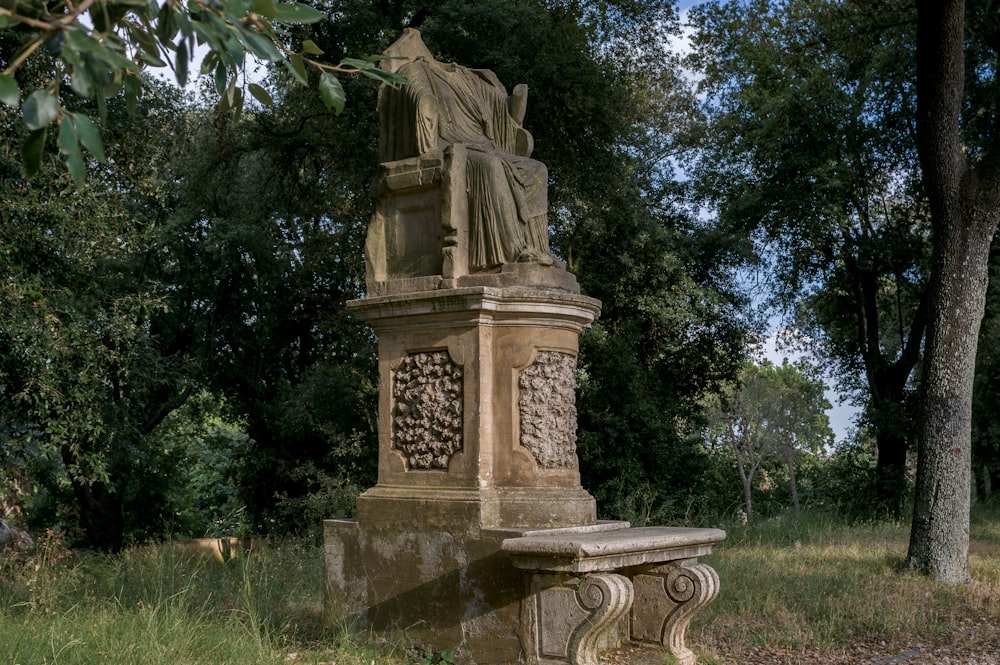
left=324, top=287, right=603, bottom=661
left=347, top=286, right=601, bottom=529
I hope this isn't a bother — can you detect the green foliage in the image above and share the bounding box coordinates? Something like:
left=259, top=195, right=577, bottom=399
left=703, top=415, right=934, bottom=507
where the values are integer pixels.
left=152, top=65, right=380, bottom=533
left=811, top=433, right=887, bottom=520
left=702, top=360, right=833, bottom=519
left=691, top=507, right=1000, bottom=657
left=115, top=391, right=253, bottom=540
left=1, top=79, right=194, bottom=549
left=0, top=0, right=404, bottom=181
left=0, top=534, right=367, bottom=664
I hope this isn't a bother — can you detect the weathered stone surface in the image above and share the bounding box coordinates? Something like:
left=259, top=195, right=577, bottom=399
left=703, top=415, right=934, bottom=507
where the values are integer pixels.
left=520, top=572, right=632, bottom=665
left=502, top=525, right=725, bottom=665
left=348, top=287, right=600, bottom=522
left=519, top=351, right=578, bottom=469
left=378, top=28, right=547, bottom=272
left=630, top=561, right=721, bottom=665
left=325, top=519, right=527, bottom=663
left=393, top=350, right=464, bottom=469
left=365, top=29, right=579, bottom=295
left=503, top=526, right=726, bottom=573
left=327, top=287, right=601, bottom=662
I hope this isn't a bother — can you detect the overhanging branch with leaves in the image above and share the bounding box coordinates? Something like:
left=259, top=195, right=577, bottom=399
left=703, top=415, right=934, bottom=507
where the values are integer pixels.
left=0, top=0, right=406, bottom=183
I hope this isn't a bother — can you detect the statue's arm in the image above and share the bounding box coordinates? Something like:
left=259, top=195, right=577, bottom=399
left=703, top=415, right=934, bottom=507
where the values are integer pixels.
left=414, top=91, right=440, bottom=154
left=380, top=63, right=441, bottom=160
left=508, top=83, right=528, bottom=124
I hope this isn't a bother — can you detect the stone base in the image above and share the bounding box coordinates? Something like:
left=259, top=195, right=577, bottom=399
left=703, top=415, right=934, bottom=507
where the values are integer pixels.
left=356, top=486, right=597, bottom=531
left=325, top=521, right=725, bottom=665
left=370, top=261, right=581, bottom=297
left=324, top=518, right=527, bottom=663
left=324, top=485, right=598, bottom=664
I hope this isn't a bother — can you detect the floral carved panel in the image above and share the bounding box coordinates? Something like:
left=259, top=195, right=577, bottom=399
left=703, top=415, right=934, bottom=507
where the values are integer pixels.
left=392, top=351, right=464, bottom=470
left=518, top=351, right=579, bottom=469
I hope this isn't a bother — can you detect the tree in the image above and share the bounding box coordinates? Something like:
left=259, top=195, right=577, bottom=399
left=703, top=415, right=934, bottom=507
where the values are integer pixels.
left=155, top=99, right=381, bottom=532
left=769, top=361, right=834, bottom=511
left=1, top=77, right=195, bottom=550
left=971, top=248, right=1000, bottom=500
left=687, top=0, right=930, bottom=516
left=704, top=360, right=832, bottom=520
left=903, top=0, right=1000, bottom=584
left=704, top=364, right=769, bottom=520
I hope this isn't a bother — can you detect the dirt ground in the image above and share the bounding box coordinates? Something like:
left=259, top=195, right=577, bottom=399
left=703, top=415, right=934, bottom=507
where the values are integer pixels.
left=607, top=621, right=1000, bottom=665
left=703, top=643, right=1000, bottom=665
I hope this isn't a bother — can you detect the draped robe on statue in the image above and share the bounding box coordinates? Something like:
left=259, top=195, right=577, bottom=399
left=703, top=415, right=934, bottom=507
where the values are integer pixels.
left=378, top=52, right=550, bottom=272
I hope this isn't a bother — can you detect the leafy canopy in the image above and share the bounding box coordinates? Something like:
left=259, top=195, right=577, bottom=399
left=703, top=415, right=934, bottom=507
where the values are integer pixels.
left=0, top=0, right=404, bottom=183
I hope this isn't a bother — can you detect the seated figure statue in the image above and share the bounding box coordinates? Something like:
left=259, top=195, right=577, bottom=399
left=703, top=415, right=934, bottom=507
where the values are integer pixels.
left=377, top=29, right=555, bottom=274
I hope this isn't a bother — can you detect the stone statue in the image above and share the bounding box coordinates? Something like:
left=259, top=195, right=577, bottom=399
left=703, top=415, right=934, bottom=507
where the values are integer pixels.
left=365, top=29, right=577, bottom=294
left=373, top=29, right=560, bottom=279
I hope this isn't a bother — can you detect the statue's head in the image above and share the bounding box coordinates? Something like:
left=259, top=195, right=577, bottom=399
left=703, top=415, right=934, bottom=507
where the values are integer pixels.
left=381, top=28, right=435, bottom=74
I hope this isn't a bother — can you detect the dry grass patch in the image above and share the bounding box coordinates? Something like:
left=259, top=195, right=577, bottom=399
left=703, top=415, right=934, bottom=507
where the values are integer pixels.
left=688, top=509, right=1000, bottom=663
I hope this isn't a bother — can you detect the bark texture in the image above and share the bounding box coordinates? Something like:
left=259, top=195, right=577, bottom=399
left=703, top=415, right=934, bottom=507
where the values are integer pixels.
left=905, top=0, right=1000, bottom=583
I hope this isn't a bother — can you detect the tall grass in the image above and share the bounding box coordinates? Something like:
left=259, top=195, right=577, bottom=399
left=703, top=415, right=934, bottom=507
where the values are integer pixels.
left=690, top=505, right=1000, bottom=655
left=0, top=532, right=384, bottom=665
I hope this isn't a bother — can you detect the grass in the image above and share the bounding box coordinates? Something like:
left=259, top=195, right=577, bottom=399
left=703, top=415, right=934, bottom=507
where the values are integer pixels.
left=2, top=506, right=998, bottom=664
left=0, top=532, right=383, bottom=665
left=689, top=505, right=1000, bottom=659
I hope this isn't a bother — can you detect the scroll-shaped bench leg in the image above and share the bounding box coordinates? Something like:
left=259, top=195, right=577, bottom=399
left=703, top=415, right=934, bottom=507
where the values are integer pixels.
left=568, top=573, right=634, bottom=665
left=630, top=560, right=720, bottom=665
left=520, top=572, right=634, bottom=665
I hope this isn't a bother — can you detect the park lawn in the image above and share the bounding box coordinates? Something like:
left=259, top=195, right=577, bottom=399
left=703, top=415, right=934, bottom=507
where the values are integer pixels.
left=1, top=507, right=998, bottom=665
left=690, top=507, right=1000, bottom=664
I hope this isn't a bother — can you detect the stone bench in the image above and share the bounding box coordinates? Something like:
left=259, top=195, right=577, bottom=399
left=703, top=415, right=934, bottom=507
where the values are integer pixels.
left=502, top=523, right=725, bottom=665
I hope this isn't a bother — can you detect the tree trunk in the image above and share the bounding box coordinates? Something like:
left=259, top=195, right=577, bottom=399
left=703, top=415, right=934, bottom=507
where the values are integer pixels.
left=905, top=0, right=1000, bottom=583
left=873, top=424, right=908, bottom=517
left=784, top=438, right=800, bottom=513
left=733, top=439, right=754, bottom=521
left=905, top=221, right=988, bottom=582
left=906, top=220, right=989, bottom=583
left=859, top=285, right=926, bottom=518
left=72, top=479, right=125, bottom=552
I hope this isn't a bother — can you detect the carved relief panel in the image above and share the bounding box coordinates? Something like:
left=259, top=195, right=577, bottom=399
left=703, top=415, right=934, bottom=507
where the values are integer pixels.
left=392, top=351, right=464, bottom=469
left=518, top=351, right=579, bottom=469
